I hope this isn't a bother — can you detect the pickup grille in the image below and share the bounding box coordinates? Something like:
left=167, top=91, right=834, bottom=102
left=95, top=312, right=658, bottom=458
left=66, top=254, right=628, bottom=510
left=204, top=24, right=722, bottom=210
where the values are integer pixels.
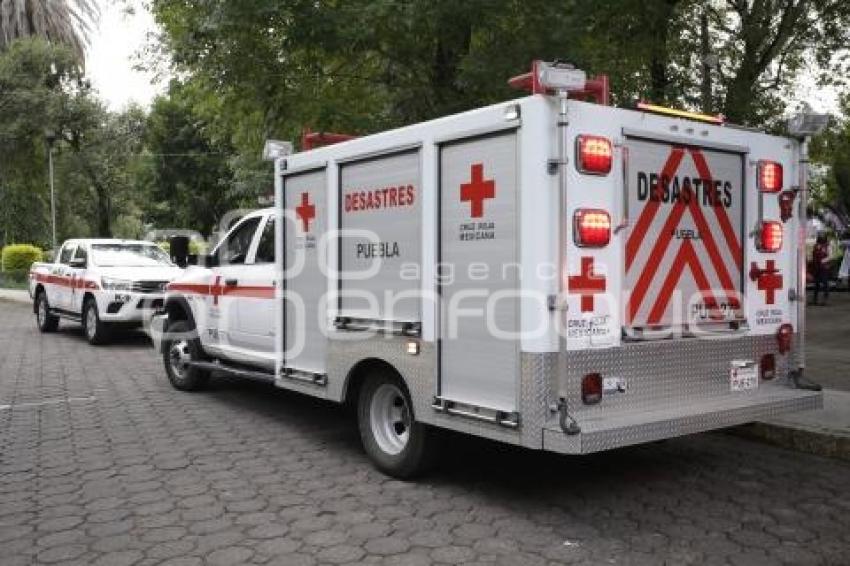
left=131, top=280, right=168, bottom=294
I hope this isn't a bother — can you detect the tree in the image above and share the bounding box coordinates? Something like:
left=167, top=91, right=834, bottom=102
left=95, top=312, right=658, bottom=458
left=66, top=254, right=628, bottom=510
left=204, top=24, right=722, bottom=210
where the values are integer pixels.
left=0, top=0, right=98, bottom=62
left=59, top=100, right=147, bottom=237
left=140, top=82, right=239, bottom=236
left=810, top=95, right=850, bottom=227
left=0, top=39, right=86, bottom=246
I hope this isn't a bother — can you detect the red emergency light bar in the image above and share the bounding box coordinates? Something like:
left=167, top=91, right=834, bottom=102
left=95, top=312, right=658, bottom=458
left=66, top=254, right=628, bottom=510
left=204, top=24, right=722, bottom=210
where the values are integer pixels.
left=508, top=60, right=610, bottom=106
left=301, top=128, right=358, bottom=151
left=635, top=101, right=724, bottom=125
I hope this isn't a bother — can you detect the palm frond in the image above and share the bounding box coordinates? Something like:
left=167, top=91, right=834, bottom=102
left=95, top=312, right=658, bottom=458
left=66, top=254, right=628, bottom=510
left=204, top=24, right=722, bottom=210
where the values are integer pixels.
left=0, top=0, right=100, bottom=62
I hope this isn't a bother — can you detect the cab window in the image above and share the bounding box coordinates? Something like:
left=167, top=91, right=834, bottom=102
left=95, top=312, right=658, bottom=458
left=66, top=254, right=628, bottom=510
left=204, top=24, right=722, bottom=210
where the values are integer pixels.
left=59, top=244, right=76, bottom=265
left=254, top=217, right=275, bottom=264
left=217, top=217, right=261, bottom=265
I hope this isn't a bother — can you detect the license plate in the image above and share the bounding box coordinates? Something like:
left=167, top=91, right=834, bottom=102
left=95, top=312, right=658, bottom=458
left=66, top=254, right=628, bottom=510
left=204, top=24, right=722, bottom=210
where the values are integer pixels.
left=730, top=361, right=758, bottom=391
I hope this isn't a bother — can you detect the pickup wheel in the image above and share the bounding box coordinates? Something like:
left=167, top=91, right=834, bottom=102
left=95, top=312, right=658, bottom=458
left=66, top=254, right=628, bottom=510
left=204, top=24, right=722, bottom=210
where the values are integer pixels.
left=357, top=371, right=436, bottom=479
left=162, top=320, right=209, bottom=391
left=35, top=291, right=59, bottom=332
left=82, top=297, right=109, bottom=345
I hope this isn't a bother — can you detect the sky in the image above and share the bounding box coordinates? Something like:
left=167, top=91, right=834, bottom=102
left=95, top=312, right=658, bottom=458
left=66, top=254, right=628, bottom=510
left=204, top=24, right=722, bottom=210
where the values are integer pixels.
left=86, top=0, right=164, bottom=111
left=85, top=1, right=841, bottom=117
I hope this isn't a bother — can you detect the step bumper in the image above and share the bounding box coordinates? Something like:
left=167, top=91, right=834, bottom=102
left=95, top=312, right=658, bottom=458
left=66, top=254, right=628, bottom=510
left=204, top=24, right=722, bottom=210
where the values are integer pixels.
left=543, top=385, right=823, bottom=454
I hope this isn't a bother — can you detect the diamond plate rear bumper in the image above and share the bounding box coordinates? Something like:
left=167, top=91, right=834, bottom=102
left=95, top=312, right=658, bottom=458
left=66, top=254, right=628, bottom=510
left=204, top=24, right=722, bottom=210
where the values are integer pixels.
left=543, top=383, right=822, bottom=454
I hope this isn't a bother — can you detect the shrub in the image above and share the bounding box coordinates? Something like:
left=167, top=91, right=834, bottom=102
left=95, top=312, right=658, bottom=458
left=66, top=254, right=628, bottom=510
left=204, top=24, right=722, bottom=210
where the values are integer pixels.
left=1, top=244, right=43, bottom=272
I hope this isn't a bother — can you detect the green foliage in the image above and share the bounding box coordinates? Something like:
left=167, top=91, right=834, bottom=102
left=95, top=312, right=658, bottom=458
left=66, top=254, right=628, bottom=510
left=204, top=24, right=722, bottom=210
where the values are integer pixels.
left=155, top=239, right=207, bottom=256
left=139, top=82, right=242, bottom=236
left=0, top=38, right=86, bottom=247
left=810, top=95, right=850, bottom=225
left=1, top=243, right=43, bottom=272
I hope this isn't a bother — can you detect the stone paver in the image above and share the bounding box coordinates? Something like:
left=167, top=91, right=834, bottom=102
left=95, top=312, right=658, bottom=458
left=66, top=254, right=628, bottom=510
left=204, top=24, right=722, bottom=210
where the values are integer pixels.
left=1, top=300, right=849, bottom=565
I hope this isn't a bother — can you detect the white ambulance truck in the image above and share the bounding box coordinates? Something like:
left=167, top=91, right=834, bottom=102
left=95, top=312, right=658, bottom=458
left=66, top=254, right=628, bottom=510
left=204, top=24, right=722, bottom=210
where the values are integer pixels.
left=155, top=62, right=823, bottom=478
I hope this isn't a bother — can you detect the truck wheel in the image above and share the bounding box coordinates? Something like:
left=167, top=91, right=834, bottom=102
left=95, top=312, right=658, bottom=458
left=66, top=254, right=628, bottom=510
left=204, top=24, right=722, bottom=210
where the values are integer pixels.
left=82, top=298, right=109, bottom=345
left=162, top=320, right=209, bottom=391
left=357, top=371, right=435, bottom=479
left=35, top=291, right=59, bottom=332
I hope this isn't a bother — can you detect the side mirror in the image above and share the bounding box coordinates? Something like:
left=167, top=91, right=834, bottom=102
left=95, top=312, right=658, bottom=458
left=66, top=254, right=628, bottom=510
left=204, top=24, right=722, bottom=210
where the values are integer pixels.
left=68, top=257, right=87, bottom=269
left=169, top=236, right=190, bottom=268
left=203, top=254, right=219, bottom=268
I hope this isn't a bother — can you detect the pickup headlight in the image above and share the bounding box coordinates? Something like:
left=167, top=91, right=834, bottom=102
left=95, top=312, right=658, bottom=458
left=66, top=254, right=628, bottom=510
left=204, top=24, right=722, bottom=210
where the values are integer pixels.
left=101, top=277, right=132, bottom=291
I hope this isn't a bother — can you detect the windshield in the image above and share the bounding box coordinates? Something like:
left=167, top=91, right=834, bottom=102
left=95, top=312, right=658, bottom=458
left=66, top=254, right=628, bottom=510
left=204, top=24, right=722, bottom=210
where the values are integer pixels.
left=91, top=244, right=174, bottom=267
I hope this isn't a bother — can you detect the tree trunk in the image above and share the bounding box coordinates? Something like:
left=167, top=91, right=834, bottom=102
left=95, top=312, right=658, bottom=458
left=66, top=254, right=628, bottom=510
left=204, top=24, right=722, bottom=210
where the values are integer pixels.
left=700, top=10, right=712, bottom=113
left=646, top=0, right=682, bottom=104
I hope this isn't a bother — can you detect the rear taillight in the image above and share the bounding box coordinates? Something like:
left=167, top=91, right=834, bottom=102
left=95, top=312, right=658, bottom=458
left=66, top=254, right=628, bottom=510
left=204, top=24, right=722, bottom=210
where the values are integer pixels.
left=760, top=354, right=776, bottom=380
left=576, top=135, right=612, bottom=175
left=777, top=323, right=793, bottom=354
left=757, top=221, right=783, bottom=253
left=574, top=209, right=611, bottom=247
left=581, top=373, right=603, bottom=405
left=758, top=161, right=783, bottom=192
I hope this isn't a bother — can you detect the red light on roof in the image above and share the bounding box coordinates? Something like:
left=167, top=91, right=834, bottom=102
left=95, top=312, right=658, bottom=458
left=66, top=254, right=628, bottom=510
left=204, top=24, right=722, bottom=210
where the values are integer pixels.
left=574, top=209, right=611, bottom=247
left=576, top=135, right=612, bottom=175
left=758, top=161, right=783, bottom=193
left=758, top=221, right=783, bottom=253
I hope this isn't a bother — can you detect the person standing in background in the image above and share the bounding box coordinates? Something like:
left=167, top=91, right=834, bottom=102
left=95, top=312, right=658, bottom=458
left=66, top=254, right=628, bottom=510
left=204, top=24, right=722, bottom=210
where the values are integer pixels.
left=811, top=234, right=830, bottom=305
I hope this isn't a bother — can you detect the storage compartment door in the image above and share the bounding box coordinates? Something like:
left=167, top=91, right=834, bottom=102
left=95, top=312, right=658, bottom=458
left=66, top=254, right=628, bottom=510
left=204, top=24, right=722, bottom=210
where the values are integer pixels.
left=283, top=169, right=328, bottom=374
left=338, top=150, right=422, bottom=327
left=439, top=132, right=519, bottom=413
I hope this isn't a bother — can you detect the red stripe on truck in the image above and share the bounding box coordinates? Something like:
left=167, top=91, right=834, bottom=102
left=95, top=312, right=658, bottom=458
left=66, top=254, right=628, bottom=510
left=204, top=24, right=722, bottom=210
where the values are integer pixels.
left=166, top=282, right=275, bottom=300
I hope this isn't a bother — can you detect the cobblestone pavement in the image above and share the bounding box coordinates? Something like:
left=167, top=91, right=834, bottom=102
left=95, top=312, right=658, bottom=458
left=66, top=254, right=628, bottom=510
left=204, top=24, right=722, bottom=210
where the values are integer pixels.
left=1, top=300, right=849, bottom=566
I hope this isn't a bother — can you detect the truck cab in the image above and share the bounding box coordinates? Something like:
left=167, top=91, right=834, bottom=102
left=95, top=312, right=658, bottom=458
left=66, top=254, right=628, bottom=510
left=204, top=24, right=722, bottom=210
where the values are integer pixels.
left=29, top=239, right=183, bottom=344
left=160, top=209, right=277, bottom=369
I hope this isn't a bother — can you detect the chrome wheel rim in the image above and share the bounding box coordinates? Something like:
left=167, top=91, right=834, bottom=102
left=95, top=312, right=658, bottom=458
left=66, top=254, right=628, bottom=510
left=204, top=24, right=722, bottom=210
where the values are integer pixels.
left=369, top=383, right=411, bottom=456
left=37, top=297, right=47, bottom=326
left=168, top=340, right=191, bottom=379
left=85, top=306, right=97, bottom=340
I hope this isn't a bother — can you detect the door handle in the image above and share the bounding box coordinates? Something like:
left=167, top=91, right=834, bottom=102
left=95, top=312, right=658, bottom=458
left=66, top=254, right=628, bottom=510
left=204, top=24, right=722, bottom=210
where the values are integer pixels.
left=225, top=279, right=238, bottom=286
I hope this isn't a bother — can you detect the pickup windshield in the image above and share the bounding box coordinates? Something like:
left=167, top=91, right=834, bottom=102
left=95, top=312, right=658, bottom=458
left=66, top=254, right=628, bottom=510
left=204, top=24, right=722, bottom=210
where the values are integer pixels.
left=91, top=244, right=173, bottom=267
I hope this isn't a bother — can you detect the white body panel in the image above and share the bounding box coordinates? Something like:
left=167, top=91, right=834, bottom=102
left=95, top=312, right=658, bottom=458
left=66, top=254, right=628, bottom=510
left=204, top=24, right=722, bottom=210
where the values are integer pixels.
left=158, top=94, right=818, bottom=454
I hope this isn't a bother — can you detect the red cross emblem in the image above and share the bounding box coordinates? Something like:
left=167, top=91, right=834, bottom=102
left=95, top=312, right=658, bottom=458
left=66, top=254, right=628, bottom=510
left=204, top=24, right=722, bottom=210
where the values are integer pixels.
left=295, top=192, right=315, bottom=232
left=211, top=275, right=224, bottom=306
left=460, top=163, right=495, bottom=218
left=751, top=260, right=783, bottom=304
left=568, top=257, right=607, bottom=312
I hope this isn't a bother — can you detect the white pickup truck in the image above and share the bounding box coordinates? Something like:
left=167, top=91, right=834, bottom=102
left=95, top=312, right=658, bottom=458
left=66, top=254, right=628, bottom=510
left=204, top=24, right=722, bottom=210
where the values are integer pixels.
left=29, top=239, right=184, bottom=344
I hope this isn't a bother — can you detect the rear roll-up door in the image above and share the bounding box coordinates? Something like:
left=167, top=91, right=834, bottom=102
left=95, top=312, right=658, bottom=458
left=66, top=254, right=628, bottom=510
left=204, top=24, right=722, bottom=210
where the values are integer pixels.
left=623, top=137, right=745, bottom=331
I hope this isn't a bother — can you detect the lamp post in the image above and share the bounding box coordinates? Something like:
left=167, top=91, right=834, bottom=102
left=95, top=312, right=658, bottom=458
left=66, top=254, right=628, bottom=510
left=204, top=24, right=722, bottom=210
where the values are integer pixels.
left=45, top=129, right=57, bottom=252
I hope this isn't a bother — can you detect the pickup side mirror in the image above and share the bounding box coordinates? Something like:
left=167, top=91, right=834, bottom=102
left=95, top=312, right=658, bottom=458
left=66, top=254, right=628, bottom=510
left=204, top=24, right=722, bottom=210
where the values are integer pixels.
left=203, top=254, right=219, bottom=268
left=68, top=257, right=87, bottom=269
left=169, top=236, right=190, bottom=268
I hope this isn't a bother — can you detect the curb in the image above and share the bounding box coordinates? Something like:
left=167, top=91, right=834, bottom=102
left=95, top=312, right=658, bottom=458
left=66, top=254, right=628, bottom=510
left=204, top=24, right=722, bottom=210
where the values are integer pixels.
left=732, top=421, right=850, bottom=462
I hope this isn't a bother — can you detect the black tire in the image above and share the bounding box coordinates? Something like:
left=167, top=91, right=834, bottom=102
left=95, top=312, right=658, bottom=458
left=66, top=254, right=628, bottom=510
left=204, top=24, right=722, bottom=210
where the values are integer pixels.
left=82, top=297, right=109, bottom=345
left=35, top=290, right=59, bottom=332
left=357, top=370, right=436, bottom=479
left=162, top=319, right=209, bottom=391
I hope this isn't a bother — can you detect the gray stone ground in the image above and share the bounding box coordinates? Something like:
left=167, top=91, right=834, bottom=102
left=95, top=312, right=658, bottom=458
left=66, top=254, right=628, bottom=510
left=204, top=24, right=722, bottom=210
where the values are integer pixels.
left=1, top=300, right=849, bottom=566
left=804, top=290, right=850, bottom=392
